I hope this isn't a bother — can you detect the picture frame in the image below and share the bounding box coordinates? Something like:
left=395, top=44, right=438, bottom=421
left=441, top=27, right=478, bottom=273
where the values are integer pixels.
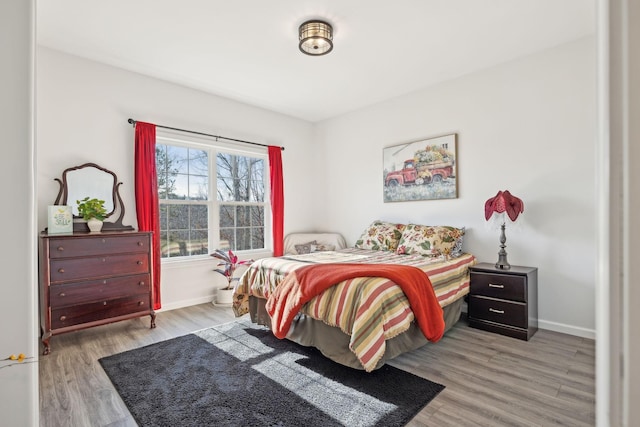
left=47, top=205, right=73, bottom=234
left=383, top=133, right=457, bottom=202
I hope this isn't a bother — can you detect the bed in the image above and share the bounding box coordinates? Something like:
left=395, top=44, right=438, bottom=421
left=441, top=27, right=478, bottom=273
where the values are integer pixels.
left=233, top=222, right=475, bottom=372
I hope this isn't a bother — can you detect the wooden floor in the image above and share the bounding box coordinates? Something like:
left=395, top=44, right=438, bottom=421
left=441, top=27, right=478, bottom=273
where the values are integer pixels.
left=39, top=304, right=595, bottom=427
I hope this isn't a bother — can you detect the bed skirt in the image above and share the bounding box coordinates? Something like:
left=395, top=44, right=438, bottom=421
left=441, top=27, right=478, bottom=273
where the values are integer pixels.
left=247, top=295, right=463, bottom=370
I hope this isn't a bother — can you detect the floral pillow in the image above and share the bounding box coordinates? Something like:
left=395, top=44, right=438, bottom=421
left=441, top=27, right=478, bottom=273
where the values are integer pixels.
left=355, top=220, right=406, bottom=252
left=396, top=224, right=465, bottom=258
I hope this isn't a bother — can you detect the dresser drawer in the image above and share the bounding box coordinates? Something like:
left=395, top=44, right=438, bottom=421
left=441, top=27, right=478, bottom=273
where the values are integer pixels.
left=48, top=235, right=150, bottom=258
left=50, top=254, right=149, bottom=282
left=50, top=274, right=151, bottom=307
left=468, top=295, right=527, bottom=329
left=51, top=294, right=152, bottom=329
left=470, top=271, right=527, bottom=302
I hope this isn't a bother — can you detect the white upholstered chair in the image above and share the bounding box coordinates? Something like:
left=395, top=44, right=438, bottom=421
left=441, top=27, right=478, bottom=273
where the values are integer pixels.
left=283, top=232, right=347, bottom=255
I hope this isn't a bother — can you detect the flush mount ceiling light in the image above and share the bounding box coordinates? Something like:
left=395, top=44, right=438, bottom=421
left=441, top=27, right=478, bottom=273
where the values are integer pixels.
left=298, top=20, right=333, bottom=56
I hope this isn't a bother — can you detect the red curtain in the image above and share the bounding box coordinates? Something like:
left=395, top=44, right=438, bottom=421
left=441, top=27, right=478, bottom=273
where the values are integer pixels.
left=134, top=122, right=161, bottom=310
left=268, top=146, right=284, bottom=256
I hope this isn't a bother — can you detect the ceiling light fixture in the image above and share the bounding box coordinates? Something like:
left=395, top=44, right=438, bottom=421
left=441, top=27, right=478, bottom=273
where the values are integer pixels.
left=298, top=20, right=333, bottom=56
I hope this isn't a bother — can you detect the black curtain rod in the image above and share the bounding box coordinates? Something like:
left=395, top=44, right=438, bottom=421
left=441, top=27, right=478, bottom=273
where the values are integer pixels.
left=127, top=118, right=284, bottom=151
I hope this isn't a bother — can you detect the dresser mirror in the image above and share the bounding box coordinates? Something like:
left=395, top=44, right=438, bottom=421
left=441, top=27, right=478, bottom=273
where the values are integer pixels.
left=53, top=162, right=133, bottom=231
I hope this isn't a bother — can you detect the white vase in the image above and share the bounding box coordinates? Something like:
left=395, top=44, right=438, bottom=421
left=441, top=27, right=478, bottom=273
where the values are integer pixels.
left=214, top=287, right=234, bottom=306
left=87, top=218, right=103, bottom=232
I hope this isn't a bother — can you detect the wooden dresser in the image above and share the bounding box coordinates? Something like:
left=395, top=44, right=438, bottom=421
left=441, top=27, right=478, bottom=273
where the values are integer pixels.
left=468, top=262, right=538, bottom=340
left=39, top=231, right=156, bottom=354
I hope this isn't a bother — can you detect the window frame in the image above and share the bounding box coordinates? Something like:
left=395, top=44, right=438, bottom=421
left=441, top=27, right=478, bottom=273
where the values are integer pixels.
left=156, top=130, right=271, bottom=263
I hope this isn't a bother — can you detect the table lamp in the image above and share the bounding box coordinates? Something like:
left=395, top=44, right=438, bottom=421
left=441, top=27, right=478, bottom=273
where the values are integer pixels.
left=484, top=190, right=524, bottom=269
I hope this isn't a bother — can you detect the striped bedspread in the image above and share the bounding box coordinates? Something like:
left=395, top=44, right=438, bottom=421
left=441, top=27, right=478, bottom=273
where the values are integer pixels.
left=234, top=248, right=476, bottom=371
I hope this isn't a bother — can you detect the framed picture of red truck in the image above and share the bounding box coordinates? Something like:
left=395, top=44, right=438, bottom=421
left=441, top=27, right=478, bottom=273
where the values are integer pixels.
left=383, top=133, right=457, bottom=202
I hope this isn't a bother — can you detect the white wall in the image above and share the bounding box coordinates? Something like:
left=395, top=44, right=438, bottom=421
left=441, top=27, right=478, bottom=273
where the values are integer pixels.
left=316, top=37, right=597, bottom=337
left=0, top=0, right=38, bottom=425
left=37, top=47, right=319, bottom=310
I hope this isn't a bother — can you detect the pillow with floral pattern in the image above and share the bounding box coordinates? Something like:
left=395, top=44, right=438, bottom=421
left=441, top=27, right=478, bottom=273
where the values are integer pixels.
left=396, top=224, right=465, bottom=258
left=355, top=220, right=406, bottom=251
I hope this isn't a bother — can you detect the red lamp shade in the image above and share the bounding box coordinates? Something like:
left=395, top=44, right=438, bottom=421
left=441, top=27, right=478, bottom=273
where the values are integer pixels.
left=484, top=190, right=524, bottom=223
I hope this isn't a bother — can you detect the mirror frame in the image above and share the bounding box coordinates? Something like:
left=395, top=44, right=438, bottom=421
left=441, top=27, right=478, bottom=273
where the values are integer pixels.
left=53, top=163, right=133, bottom=232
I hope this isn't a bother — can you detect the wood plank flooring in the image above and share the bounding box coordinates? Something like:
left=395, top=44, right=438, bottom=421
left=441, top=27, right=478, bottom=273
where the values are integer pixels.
left=39, top=304, right=595, bottom=426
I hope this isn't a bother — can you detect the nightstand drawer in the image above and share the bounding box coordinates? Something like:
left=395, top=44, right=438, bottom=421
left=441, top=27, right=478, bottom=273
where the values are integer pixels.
left=468, top=295, right=527, bottom=329
left=470, top=271, right=526, bottom=302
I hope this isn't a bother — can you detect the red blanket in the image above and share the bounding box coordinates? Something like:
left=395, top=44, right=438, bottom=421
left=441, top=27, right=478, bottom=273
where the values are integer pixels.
left=265, top=263, right=445, bottom=342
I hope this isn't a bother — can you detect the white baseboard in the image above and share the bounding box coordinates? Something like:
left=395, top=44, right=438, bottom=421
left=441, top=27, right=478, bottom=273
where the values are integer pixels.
left=538, top=319, right=595, bottom=340
left=155, top=295, right=214, bottom=313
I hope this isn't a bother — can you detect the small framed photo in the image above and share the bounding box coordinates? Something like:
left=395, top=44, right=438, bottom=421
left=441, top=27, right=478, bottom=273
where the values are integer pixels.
left=383, top=133, right=458, bottom=202
left=48, top=205, right=73, bottom=234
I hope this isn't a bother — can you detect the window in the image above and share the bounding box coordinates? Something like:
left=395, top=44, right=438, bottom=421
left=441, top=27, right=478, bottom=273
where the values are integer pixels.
left=217, top=153, right=266, bottom=253
left=156, top=137, right=268, bottom=259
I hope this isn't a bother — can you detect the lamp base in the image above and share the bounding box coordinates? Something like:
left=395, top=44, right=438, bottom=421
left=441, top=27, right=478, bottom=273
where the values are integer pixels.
left=495, top=223, right=511, bottom=269
left=495, top=254, right=511, bottom=270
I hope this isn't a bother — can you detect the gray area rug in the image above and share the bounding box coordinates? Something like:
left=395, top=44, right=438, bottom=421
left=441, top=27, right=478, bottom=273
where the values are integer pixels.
left=99, top=319, right=444, bottom=427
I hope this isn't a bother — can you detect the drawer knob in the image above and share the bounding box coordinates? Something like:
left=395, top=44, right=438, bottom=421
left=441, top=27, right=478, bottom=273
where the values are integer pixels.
left=137, top=241, right=144, bottom=246
left=59, top=315, right=66, bottom=321
left=138, top=281, right=145, bottom=286
left=488, top=283, right=504, bottom=289
left=489, top=308, right=505, bottom=314
left=58, top=268, right=65, bottom=274
left=102, top=258, right=106, bottom=262
left=138, top=301, right=145, bottom=306
left=103, top=301, right=107, bottom=306
left=101, top=239, right=106, bottom=243
left=57, top=246, right=64, bottom=251
left=137, top=261, right=143, bottom=265
left=59, top=292, right=66, bottom=297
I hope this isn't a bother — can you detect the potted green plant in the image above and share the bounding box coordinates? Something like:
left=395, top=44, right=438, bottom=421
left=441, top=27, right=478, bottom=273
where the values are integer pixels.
left=76, top=197, right=107, bottom=232
left=211, top=249, right=253, bottom=305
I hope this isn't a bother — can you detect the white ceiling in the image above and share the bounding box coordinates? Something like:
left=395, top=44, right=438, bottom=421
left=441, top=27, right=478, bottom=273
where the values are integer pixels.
left=37, top=1, right=595, bottom=123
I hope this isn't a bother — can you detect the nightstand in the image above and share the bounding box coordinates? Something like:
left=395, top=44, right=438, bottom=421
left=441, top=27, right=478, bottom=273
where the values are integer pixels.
left=468, top=262, right=538, bottom=340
